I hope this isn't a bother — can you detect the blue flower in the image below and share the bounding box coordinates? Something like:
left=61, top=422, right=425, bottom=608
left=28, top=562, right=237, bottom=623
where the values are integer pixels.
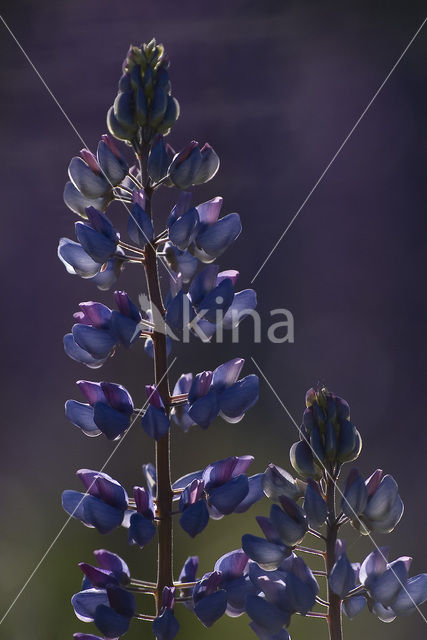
left=62, top=469, right=128, bottom=534
left=167, top=141, right=219, bottom=189
left=79, top=549, right=131, bottom=590
left=65, top=135, right=128, bottom=218
left=127, top=200, right=154, bottom=248
left=214, top=549, right=257, bottom=616
left=175, top=456, right=262, bottom=537
left=75, top=207, right=119, bottom=264
left=171, top=358, right=258, bottom=430
left=72, top=583, right=136, bottom=638
left=269, top=495, right=308, bottom=547
left=329, top=541, right=358, bottom=598
left=128, top=486, right=156, bottom=548
left=142, top=385, right=171, bottom=441
left=192, top=571, right=227, bottom=627
left=152, top=587, right=180, bottom=640
left=66, top=380, right=134, bottom=440
left=64, top=292, right=142, bottom=368
left=302, top=479, right=327, bottom=528
left=352, top=469, right=404, bottom=534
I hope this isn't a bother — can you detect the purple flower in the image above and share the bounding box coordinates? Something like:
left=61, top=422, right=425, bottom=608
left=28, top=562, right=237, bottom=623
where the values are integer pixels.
left=66, top=380, right=134, bottom=440
left=79, top=549, right=131, bottom=590
left=171, top=358, right=258, bottom=431
left=75, top=207, right=119, bottom=264
left=64, top=292, right=142, bottom=368
left=62, top=469, right=128, bottom=534
left=72, top=583, right=135, bottom=638
left=175, top=456, right=262, bottom=537
left=128, top=486, right=156, bottom=548
left=192, top=571, right=227, bottom=627
left=152, top=587, right=180, bottom=640
left=141, top=385, right=171, bottom=441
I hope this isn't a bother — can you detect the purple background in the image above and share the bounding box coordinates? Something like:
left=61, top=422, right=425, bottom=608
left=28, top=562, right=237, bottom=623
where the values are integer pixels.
left=0, top=1, right=426, bottom=638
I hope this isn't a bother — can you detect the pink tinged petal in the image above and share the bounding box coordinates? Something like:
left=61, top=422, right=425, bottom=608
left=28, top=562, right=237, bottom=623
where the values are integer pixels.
left=364, top=474, right=399, bottom=521
left=77, top=380, right=106, bottom=405
left=100, top=382, right=133, bottom=413
left=211, top=358, right=245, bottom=392
left=180, top=479, right=205, bottom=508
left=69, top=156, right=109, bottom=198
left=202, top=456, right=238, bottom=487
left=222, top=289, right=257, bottom=330
left=77, top=469, right=127, bottom=509
left=145, top=384, right=164, bottom=409
left=78, top=563, right=118, bottom=589
left=365, top=469, right=383, bottom=496
left=94, top=549, right=130, bottom=581
left=214, top=550, right=248, bottom=581
left=188, top=371, right=213, bottom=403
left=80, top=149, right=101, bottom=174
left=78, top=302, right=112, bottom=328
left=172, top=372, right=193, bottom=396
left=216, top=270, right=239, bottom=286
left=196, top=197, right=223, bottom=225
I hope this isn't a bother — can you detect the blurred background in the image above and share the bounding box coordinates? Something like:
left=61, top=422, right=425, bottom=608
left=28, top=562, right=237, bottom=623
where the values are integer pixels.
left=1, top=0, right=426, bottom=638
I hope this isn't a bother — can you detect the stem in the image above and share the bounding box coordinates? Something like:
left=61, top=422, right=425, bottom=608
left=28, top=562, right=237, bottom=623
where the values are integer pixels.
left=139, top=146, right=173, bottom=615
left=296, top=545, right=325, bottom=556
left=325, top=474, right=343, bottom=640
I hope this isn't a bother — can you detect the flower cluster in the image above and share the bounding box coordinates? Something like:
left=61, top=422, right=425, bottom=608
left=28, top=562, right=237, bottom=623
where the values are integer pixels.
left=57, top=38, right=426, bottom=640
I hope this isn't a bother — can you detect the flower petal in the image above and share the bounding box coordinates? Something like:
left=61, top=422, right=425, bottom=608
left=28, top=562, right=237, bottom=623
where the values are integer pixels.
left=65, top=400, right=101, bottom=437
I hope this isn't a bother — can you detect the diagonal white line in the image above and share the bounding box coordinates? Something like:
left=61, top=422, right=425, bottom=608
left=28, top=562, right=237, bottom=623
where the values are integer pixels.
left=0, top=13, right=177, bottom=283
left=251, top=357, right=427, bottom=624
left=251, top=16, right=427, bottom=284
left=0, top=357, right=177, bottom=626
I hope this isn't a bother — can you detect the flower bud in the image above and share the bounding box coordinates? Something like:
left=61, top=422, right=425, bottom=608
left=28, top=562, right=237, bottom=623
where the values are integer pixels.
left=168, top=141, right=202, bottom=189
left=270, top=496, right=308, bottom=547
